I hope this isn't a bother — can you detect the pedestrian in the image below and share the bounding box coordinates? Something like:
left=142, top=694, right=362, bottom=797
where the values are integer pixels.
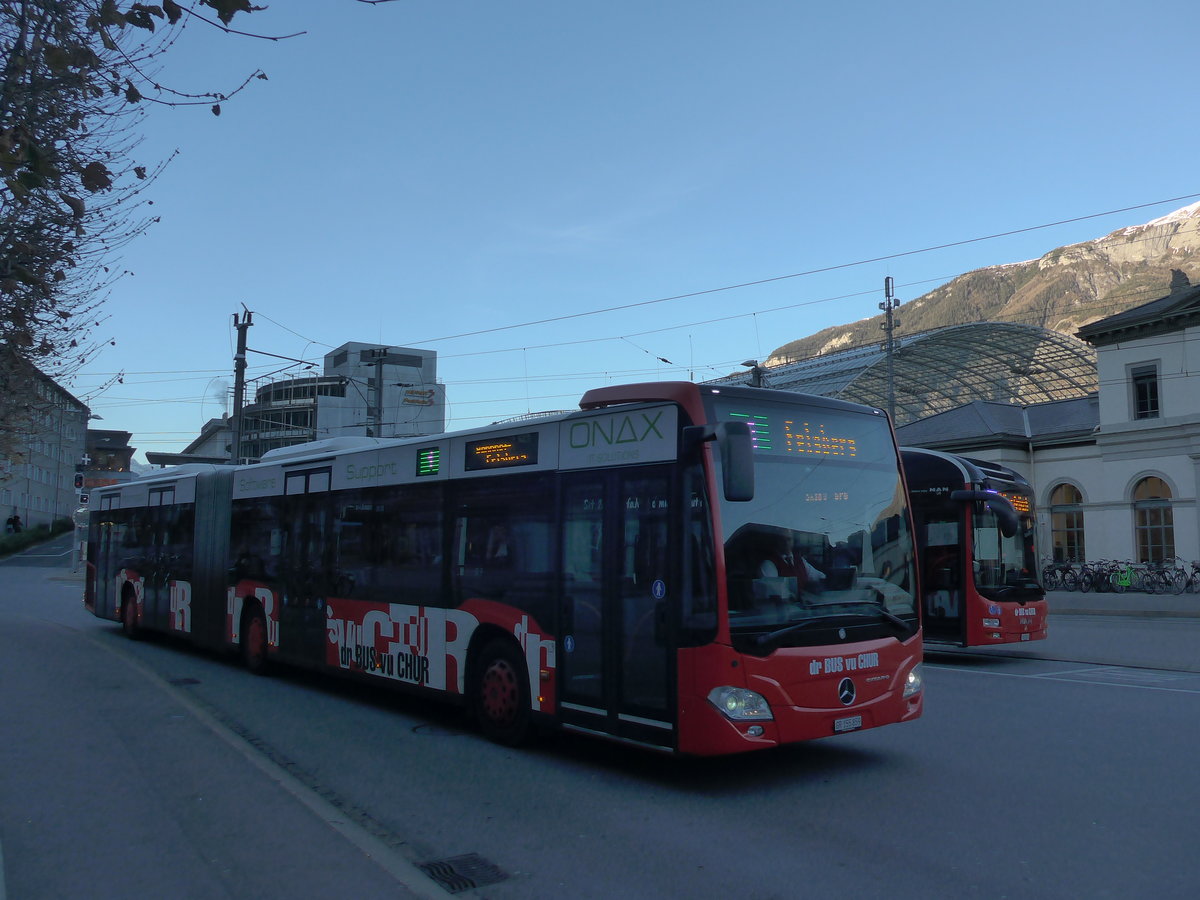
left=5, top=513, right=20, bottom=533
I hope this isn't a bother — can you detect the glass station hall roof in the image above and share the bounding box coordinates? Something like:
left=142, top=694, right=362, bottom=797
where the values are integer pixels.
left=708, top=323, right=1098, bottom=426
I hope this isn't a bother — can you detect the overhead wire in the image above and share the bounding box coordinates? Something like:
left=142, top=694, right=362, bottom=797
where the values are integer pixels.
left=408, top=192, right=1200, bottom=344
left=81, top=193, right=1200, bottom=433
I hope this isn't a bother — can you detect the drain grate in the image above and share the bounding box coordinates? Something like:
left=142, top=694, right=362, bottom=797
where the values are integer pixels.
left=418, top=853, right=508, bottom=894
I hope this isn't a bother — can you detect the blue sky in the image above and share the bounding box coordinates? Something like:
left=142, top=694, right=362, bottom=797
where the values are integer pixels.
left=72, top=0, right=1200, bottom=458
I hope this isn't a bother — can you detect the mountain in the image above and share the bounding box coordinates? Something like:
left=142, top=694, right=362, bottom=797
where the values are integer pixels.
left=768, top=201, right=1200, bottom=365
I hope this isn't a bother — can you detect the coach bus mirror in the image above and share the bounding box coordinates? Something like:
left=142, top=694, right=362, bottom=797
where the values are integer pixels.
left=715, top=421, right=755, bottom=502
left=682, top=423, right=755, bottom=501
left=950, top=489, right=1019, bottom=538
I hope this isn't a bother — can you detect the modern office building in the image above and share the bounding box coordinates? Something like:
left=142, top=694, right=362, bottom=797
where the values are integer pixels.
left=147, top=342, right=447, bottom=466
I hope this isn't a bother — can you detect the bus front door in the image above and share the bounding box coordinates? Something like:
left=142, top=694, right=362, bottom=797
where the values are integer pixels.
left=922, top=538, right=966, bottom=644
left=560, top=471, right=675, bottom=750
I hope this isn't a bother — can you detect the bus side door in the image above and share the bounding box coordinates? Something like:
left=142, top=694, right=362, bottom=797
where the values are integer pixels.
left=143, top=486, right=175, bottom=631
left=560, top=469, right=675, bottom=749
left=92, top=505, right=122, bottom=620
left=278, top=467, right=333, bottom=663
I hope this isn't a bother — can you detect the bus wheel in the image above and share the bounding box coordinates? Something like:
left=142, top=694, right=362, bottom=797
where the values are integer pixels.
left=473, top=639, right=530, bottom=746
left=240, top=606, right=270, bottom=676
left=121, top=596, right=140, bottom=640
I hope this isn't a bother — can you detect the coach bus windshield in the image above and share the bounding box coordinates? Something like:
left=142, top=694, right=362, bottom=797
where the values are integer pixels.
left=707, top=395, right=918, bottom=654
left=972, top=490, right=1041, bottom=598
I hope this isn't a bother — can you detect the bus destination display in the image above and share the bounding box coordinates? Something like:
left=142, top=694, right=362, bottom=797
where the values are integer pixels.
left=464, top=432, right=540, bottom=471
left=726, top=411, right=858, bottom=458
left=1000, top=491, right=1031, bottom=513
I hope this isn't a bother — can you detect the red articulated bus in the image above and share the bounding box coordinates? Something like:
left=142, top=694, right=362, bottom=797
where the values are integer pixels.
left=86, top=382, right=923, bottom=756
left=900, top=447, right=1047, bottom=647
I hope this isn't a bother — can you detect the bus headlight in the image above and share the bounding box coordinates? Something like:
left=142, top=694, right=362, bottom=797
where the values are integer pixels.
left=902, top=665, right=923, bottom=698
left=708, top=686, right=774, bottom=721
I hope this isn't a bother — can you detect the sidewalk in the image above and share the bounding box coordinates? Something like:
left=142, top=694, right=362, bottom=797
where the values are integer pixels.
left=1047, top=587, right=1200, bottom=618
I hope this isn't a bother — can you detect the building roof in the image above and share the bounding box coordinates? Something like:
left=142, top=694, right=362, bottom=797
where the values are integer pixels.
left=895, top=395, right=1099, bottom=450
left=181, top=416, right=231, bottom=455
left=709, top=322, right=1098, bottom=426
left=1076, top=279, right=1200, bottom=346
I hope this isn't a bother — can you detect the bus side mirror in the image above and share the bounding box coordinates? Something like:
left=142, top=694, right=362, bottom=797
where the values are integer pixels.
left=950, top=489, right=1019, bottom=538
left=716, top=421, right=754, bottom=502
left=683, top=422, right=755, bottom=502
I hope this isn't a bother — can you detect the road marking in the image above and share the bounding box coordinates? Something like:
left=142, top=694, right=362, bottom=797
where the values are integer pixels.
left=926, top=663, right=1200, bottom=694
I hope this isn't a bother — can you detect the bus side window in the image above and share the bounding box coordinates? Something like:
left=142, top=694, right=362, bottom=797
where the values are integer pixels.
left=121, top=510, right=142, bottom=547
left=452, top=475, right=554, bottom=613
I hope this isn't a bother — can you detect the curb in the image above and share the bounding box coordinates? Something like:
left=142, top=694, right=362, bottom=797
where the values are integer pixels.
left=1051, top=607, right=1200, bottom=618
left=1045, top=589, right=1200, bottom=618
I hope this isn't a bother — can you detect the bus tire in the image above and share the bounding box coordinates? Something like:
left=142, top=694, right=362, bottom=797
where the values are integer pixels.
left=473, top=638, right=530, bottom=746
left=120, top=592, right=140, bottom=640
left=240, top=604, right=270, bottom=676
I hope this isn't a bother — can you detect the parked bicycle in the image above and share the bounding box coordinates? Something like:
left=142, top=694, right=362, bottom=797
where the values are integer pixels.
left=1164, top=557, right=1190, bottom=595
left=1180, top=559, right=1200, bottom=594
left=1075, top=559, right=1099, bottom=593
left=1148, top=559, right=1182, bottom=595
left=1041, top=559, right=1079, bottom=591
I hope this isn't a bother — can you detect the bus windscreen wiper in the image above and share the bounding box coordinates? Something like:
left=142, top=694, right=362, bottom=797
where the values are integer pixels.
left=825, top=600, right=912, bottom=632
left=755, top=614, right=853, bottom=647
left=755, top=602, right=913, bottom=648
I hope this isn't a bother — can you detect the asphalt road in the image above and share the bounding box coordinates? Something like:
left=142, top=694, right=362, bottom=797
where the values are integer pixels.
left=3, top=539, right=1198, bottom=899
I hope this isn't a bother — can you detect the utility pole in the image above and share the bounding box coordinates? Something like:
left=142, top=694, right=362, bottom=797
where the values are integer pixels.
left=372, top=350, right=385, bottom=437
left=879, top=277, right=901, bottom=423
left=230, top=307, right=253, bottom=464
left=358, top=347, right=389, bottom=437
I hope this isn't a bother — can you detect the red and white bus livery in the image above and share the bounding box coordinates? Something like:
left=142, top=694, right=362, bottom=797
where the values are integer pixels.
left=901, top=447, right=1047, bottom=647
left=87, top=382, right=923, bottom=756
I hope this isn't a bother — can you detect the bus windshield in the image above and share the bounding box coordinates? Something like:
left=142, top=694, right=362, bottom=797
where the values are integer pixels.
left=708, top=397, right=918, bottom=653
left=972, top=491, right=1040, bottom=595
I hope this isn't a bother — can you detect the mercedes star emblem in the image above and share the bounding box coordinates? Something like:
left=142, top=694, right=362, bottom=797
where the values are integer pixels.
left=838, top=677, right=856, bottom=705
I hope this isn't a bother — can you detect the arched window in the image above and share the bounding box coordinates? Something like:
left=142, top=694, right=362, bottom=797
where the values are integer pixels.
left=1133, top=476, right=1174, bottom=564
left=1049, top=483, right=1085, bottom=562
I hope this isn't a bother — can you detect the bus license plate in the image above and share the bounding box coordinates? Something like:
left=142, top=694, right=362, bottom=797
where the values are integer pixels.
left=1021, top=633, right=1031, bottom=641
left=834, top=715, right=863, bottom=733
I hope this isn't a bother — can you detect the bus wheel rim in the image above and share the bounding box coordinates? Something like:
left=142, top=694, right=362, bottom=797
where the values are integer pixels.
left=481, top=659, right=518, bottom=725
